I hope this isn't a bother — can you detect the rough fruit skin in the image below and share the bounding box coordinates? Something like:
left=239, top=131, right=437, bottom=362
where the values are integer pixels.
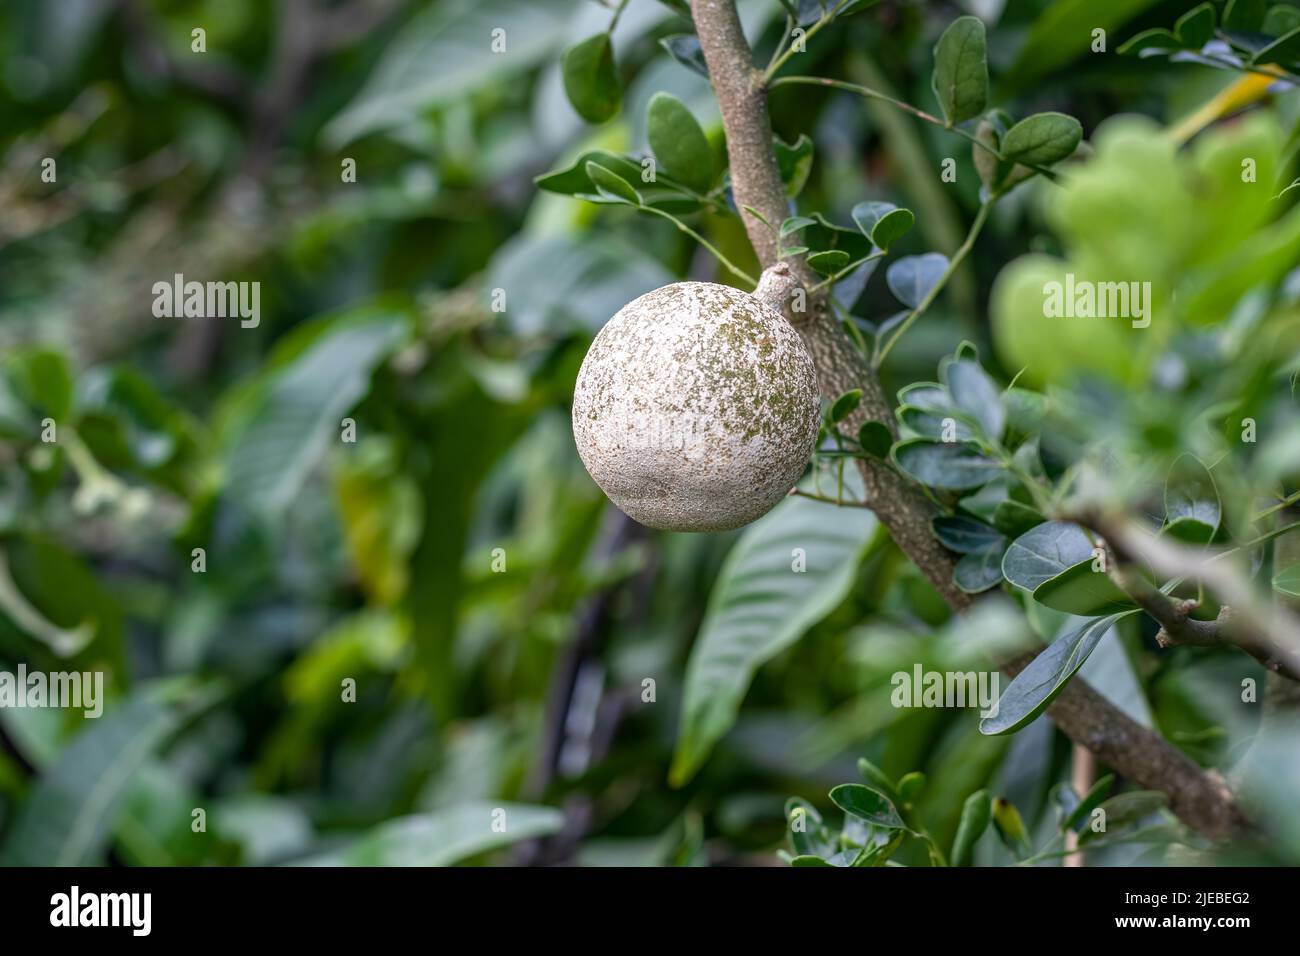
left=572, top=281, right=820, bottom=532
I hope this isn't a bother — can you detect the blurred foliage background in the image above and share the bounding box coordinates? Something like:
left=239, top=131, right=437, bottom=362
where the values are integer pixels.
left=0, top=0, right=1298, bottom=867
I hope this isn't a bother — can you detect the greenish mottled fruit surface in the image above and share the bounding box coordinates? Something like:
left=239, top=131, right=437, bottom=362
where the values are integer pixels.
left=572, top=281, right=820, bottom=532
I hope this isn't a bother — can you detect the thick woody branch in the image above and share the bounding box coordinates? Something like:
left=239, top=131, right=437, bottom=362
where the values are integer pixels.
left=691, top=0, right=1247, bottom=839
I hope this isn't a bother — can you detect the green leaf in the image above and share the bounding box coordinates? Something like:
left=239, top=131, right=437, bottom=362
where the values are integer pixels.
left=807, top=250, right=851, bottom=275
left=1062, top=773, right=1115, bottom=832
left=1116, top=27, right=1183, bottom=55
left=775, top=134, right=814, bottom=198
left=851, top=201, right=913, bottom=249
left=857, top=758, right=899, bottom=802
left=1224, top=0, right=1266, bottom=31
left=585, top=161, right=641, bottom=204
left=1078, top=791, right=1168, bottom=844
left=10, top=349, right=73, bottom=421
left=790, top=854, right=835, bottom=866
left=324, top=0, right=584, bottom=145
left=1264, top=4, right=1300, bottom=37
left=830, top=389, right=862, bottom=423
left=932, top=515, right=1005, bottom=553
left=670, top=486, right=876, bottom=785
left=561, top=33, right=621, bottom=123
left=535, top=150, right=643, bottom=196
left=1164, top=453, right=1220, bottom=539
left=950, top=790, right=991, bottom=866
left=1032, top=560, right=1138, bottom=616
left=955, top=545, right=1007, bottom=593
left=295, top=802, right=564, bottom=865
left=886, top=252, right=949, bottom=308
left=780, top=216, right=816, bottom=237
left=893, top=439, right=1001, bottom=490
left=646, top=92, right=713, bottom=193
left=659, top=34, right=708, bottom=77
left=980, top=611, right=1135, bottom=735
left=1000, top=112, right=1082, bottom=167
left=857, top=421, right=893, bottom=458
left=1001, top=520, right=1093, bottom=591
left=1174, top=4, right=1216, bottom=47
left=897, top=771, right=925, bottom=804
left=931, top=16, right=989, bottom=125
left=1253, top=25, right=1300, bottom=64
left=0, top=694, right=185, bottom=865
left=829, top=784, right=907, bottom=829
left=224, top=308, right=408, bottom=519
left=992, top=498, right=1044, bottom=538
left=942, top=358, right=1006, bottom=441
left=1003, top=0, right=1163, bottom=94
left=1274, top=563, right=1300, bottom=598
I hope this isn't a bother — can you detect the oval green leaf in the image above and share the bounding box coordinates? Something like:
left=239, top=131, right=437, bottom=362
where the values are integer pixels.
left=646, top=92, right=713, bottom=193
left=561, top=33, right=621, bottom=123
left=1000, top=112, right=1082, bottom=167
left=932, top=16, right=989, bottom=125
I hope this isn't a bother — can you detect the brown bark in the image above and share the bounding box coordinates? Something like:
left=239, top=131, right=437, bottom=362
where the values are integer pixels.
left=690, top=0, right=1247, bottom=839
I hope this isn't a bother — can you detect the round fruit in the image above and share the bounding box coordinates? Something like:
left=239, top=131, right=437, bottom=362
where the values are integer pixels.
left=572, top=280, right=820, bottom=532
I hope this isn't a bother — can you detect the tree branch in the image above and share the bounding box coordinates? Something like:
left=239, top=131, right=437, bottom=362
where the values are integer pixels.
left=690, top=0, right=1248, bottom=839
left=1091, top=512, right=1300, bottom=681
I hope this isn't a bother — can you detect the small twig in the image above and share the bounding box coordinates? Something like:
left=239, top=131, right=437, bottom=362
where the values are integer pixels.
left=789, top=487, right=870, bottom=508
left=769, top=75, right=1060, bottom=182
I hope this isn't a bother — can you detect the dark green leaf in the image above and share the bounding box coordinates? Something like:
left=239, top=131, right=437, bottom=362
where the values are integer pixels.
left=780, top=216, right=816, bottom=237
left=807, top=250, right=851, bottom=275
left=775, top=134, right=814, bottom=198
left=1000, top=112, right=1082, bottom=167
left=857, top=758, right=899, bottom=802
left=585, top=161, right=641, bottom=204
left=1078, top=791, right=1168, bottom=844
left=931, top=16, right=989, bottom=125
left=830, top=389, right=862, bottom=423
left=829, top=784, right=906, bottom=829
left=296, top=802, right=564, bottom=865
left=980, top=611, right=1135, bottom=735
left=857, top=421, right=893, bottom=458
left=893, top=439, right=1001, bottom=490
left=535, top=150, right=643, bottom=196
left=1174, top=4, right=1216, bottom=47
left=933, top=515, right=1005, bottom=553
left=851, top=201, right=914, bottom=249
left=671, top=486, right=876, bottom=785
left=1253, top=25, right=1300, bottom=64
left=646, top=92, right=713, bottom=193
left=897, top=771, right=925, bottom=804
left=561, top=33, right=620, bottom=123
left=950, top=790, right=991, bottom=866
left=1001, top=521, right=1093, bottom=591
left=1264, top=4, right=1300, bottom=37
left=1164, top=453, right=1220, bottom=538
left=1032, top=560, right=1138, bottom=616
left=1116, top=28, right=1183, bottom=55
left=1224, top=0, right=1266, bottom=31
left=0, top=694, right=185, bottom=865
left=224, top=309, right=408, bottom=519
left=1062, top=774, right=1115, bottom=833
left=992, top=499, right=1044, bottom=538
